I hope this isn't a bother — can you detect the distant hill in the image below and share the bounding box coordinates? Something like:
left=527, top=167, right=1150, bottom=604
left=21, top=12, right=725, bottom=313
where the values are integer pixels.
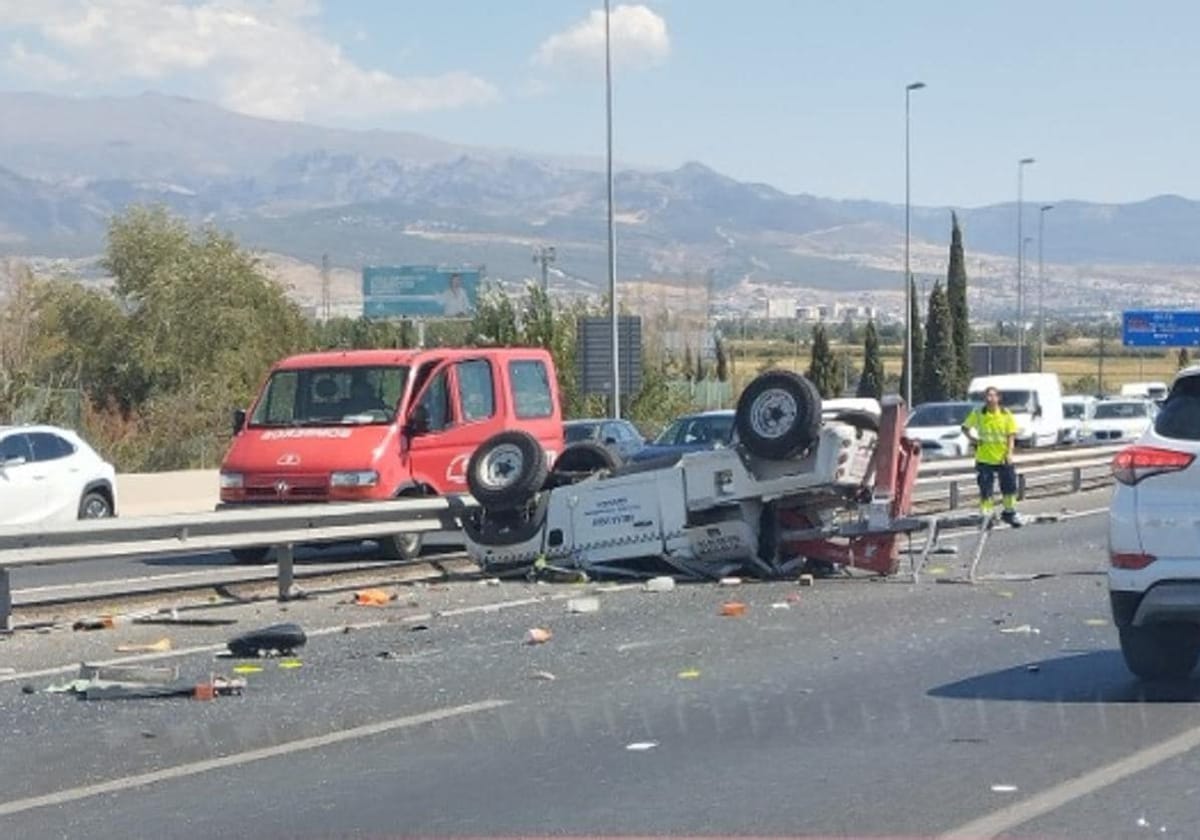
left=0, top=90, right=1197, bottom=313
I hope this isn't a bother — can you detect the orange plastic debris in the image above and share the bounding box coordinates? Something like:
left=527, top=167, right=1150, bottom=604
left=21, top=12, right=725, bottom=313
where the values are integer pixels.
left=354, top=589, right=393, bottom=607
left=720, top=601, right=747, bottom=617
left=525, top=627, right=553, bottom=645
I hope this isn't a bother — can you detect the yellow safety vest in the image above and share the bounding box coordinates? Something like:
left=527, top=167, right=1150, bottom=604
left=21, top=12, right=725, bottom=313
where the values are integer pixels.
left=962, top=407, right=1017, bottom=465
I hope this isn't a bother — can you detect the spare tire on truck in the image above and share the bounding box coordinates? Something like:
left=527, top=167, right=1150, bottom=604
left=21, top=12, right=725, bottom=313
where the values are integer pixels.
left=545, top=441, right=622, bottom=488
left=467, top=430, right=549, bottom=511
left=735, top=370, right=822, bottom=460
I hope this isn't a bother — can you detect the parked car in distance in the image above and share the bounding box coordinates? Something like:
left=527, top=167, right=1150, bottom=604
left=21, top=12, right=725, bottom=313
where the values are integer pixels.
left=1060, top=395, right=1098, bottom=445
left=1086, top=398, right=1155, bottom=444
left=563, top=418, right=645, bottom=461
left=1109, top=366, right=1200, bottom=679
left=905, top=401, right=976, bottom=459
left=631, top=409, right=735, bottom=462
left=1121, top=381, right=1169, bottom=401
left=0, top=425, right=117, bottom=526
left=967, top=372, right=1064, bottom=448
left=219, top=347, right=564, bottom=562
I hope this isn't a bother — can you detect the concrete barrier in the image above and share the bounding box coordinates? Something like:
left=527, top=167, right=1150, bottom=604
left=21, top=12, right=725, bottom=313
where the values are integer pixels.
left=117, top=470, right=219, bottom=517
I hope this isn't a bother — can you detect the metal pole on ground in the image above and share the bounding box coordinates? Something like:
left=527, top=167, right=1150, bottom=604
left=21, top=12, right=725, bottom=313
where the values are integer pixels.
left=605, top=0, right=620, bottom=418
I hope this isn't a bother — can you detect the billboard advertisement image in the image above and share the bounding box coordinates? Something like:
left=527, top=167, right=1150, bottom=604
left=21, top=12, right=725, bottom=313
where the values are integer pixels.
left=362, top=265, right=483, bottom=318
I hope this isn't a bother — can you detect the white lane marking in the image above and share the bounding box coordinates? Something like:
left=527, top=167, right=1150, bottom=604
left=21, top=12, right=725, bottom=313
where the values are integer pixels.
left=0, top=699, right=508, bottom=818
left=940, top=721, right=1200, bottom=839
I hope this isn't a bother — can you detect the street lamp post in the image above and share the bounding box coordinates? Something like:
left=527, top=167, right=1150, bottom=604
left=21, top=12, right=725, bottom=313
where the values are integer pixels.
left=604, top=0, right=619, bottom=417
left=1016, top=157, right=1035, bottom=372
left=904, top=81, right=926, bottom=407
left=1037, top=204, right=1054, bottom=373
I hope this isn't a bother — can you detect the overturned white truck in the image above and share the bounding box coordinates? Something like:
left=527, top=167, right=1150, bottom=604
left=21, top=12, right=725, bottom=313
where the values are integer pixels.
left=461, top=370, right=924, bottom=580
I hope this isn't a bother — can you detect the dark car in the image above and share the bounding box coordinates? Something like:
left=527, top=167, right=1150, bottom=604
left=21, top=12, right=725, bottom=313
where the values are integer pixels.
left=563, top=418, right=645, bottom=461
left=631, top=410, right=735, bottom=462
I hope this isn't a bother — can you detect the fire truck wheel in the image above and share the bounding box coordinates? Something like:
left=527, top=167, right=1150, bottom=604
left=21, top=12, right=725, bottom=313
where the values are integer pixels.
left=468, top=430, right=549, bottom=511
left=735, top=369, right=821, bottom=460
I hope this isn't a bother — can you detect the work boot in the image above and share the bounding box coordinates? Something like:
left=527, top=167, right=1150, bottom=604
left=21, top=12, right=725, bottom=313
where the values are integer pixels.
left=1001, top=510, right=1024, bottom=528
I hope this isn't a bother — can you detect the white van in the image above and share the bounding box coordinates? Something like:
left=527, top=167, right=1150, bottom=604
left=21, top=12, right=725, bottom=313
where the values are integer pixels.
left=1120, top=381, right=1168, bottom=401
left=967, top=373, right=1064, bottom=448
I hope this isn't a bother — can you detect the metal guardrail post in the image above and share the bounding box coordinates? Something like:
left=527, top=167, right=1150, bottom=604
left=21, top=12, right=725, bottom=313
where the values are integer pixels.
left=277, top=543, right=295, bottom=601
left=0, top=567, right=10, bottom=632
left=949, top=481, right=959, bottom=510
left=1072, top=467, right=1082, bottom=492
left=1017, top=472, right=1027, bottom=501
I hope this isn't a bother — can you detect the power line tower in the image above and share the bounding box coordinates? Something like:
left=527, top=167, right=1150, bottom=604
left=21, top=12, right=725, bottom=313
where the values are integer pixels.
left=320, top=253, right=331, bottom=321
left=532, top=245, right=556, bottom=293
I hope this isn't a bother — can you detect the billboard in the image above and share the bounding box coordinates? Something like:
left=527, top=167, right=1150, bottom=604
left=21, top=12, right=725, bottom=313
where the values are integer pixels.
left=576, top=316, right=643, bottom=396
left=1122, top=310, right=1200, bottom=347
left=362, top=265, right=483, bottom=319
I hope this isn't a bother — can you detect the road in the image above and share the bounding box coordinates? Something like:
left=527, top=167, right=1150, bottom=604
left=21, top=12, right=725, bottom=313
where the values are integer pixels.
left=3, top=494, right=1197, bottom=838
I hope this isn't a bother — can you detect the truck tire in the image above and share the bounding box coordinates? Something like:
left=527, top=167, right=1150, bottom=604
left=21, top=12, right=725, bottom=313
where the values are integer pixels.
left=545, top=441, right=621, bottom=488
left=735, top=370, right=821, bottom=460
left=377, top=532, right=423, bottom=562
left=1119, top=624, right=1200, bottom=681
left=467, top=430, right=548, bottom=511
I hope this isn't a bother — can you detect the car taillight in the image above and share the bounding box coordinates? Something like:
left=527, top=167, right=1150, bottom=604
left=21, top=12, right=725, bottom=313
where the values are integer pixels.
left=1111, top=446, right=1195, bottom=485
left=1110, top=551, right=1157, bottom=570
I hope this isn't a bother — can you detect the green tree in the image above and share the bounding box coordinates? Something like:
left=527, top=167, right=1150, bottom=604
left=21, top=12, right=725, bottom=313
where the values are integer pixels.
left=856, top=319, right=884, bottom=399
left=806, top=323, right=840, bottom=399
left=1179, top=347, right=1192, bottom=370
left=695, top=347, right=706, bottom=381
left=899, top=276, right=925, bottom=404
left=921, top=281, right=956, bottom=402
left=946, top=212, right=970, bottom=396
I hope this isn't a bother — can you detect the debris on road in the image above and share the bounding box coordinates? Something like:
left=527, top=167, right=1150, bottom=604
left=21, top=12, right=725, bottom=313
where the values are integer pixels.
left=353, top=589, right=395, bottom=607
left=719, top=577, right=743, bottom=587
left=625, top=741, right=658, bottom=751
left=720, top=601, right=747, bottom=617
left=80, top=664, right=179, bottom=682
left=785, top=592, right=802, bottom=603
left=277, top=659, right=303, bottom=670
left=644, top=576, right=676, bottom=593
left=227, top=623, right=307, bottom=657
left=567, top=597, right=600, bottom=614
left=677, top=668, right=701, bottom=679
left=990, top=784, right=1018, bottom=793
left=1084, top=618, right=1109, bottom=626
left=233, top=664, right=264, bottom=674
left=999, top=624, right=1040, bottom=635
left=530, top=670, right=557, bottom=681
left=115, top=638, right=172, bottom=653
left=37, top=663, right=244, bottom=701
left=798, top=574, right=815, bottom=588
left=133, top=614, right=237, bottom=627
left=525, top=627, right=552, bottom=645
left=482, top=578, right=502, bottom=586
left=770, top=602, right=791, bottom=610
left=408, top=624, right=431, bottom=633
left=72, top=615, right=119, bottom=631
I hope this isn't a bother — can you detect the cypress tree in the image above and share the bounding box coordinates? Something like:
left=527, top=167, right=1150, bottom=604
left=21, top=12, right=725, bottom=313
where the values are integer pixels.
left=1179, top=347, right=1192, bottom=370
left=714, top=337, right=729, bottom=382
left=857, top=319, right=884, bottom=399
left=807, top=323, right=840, bottom=399
left=921, top=281, right=956, bottom=402
left=946, top=212, right=970, bottom=395
left=900, top=276, right=925, bottom=404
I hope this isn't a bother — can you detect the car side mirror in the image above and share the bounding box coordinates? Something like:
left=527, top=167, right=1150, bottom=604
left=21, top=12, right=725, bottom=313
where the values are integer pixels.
left=1033, top=406, right=1043, bottom=418
left=407, top=405, right=431, bottom=436
left=231, top=408, right=247, bottom=437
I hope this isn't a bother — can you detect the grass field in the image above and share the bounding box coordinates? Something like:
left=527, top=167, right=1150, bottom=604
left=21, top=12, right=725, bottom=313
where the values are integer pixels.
left=727, top=338, right=1180, bottom=395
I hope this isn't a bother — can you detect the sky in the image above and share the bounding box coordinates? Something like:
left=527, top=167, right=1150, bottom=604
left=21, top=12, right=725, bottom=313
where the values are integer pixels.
left=0, top=0, right=1195, bottom=207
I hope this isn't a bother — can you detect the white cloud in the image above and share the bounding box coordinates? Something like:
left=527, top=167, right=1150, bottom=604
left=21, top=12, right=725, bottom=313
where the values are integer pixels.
left=0, top=0, right=499, bottom=120
left=534, top=4, right=669, bottom=72
left=5, top=41, right=77, bottom=83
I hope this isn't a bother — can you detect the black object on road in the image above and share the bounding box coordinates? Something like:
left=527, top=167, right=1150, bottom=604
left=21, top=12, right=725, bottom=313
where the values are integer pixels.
left=227, top=623, right=307, bottom=657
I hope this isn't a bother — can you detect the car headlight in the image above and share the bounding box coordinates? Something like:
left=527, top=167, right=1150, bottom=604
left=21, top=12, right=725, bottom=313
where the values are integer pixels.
left=330, top=470, right=379, bottom=488
left=219, top=472, right=244, bottom=489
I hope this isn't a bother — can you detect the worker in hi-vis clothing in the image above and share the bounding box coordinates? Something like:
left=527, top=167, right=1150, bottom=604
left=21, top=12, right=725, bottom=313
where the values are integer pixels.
left=960, top=386, right=1024, bottom=527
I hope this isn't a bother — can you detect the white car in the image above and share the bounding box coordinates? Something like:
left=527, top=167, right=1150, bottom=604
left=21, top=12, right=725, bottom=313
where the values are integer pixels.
left=905, top=401, right=975, bottom=459
left=1109, top=367, right=1200, bottom=679
left=1087, top=399, right=1155, bottom=445
left=0, top=425, right=117, bottom=526
left=1060, top=395, right=1097, bottom=445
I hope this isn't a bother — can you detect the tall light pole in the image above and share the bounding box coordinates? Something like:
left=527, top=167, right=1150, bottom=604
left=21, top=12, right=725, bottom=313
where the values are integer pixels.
left=604, top=0, right=620, bottom=417
left=1037, top=204, right=1054, bottom=373
left=533, top=245, right=556, bottom=293
left=904, top=81, right=926, bottom=406
left=1016, top=157, right=1035, bottom=372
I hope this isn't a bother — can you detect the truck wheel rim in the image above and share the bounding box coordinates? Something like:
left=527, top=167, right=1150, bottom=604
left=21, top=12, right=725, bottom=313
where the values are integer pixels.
left=479, top=444, right=525, bottom=490
left=749, top=388, right=798, bottom=439
left=82, top=497, right=109, bottom=518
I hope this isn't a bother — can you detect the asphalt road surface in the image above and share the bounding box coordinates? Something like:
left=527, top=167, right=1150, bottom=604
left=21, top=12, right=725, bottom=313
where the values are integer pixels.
left=3, top=497, right=1198, bottom=838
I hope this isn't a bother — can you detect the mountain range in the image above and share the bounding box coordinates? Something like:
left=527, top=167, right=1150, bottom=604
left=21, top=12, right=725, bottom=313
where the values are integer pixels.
left=0, top=91, right=1197, bottom=316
